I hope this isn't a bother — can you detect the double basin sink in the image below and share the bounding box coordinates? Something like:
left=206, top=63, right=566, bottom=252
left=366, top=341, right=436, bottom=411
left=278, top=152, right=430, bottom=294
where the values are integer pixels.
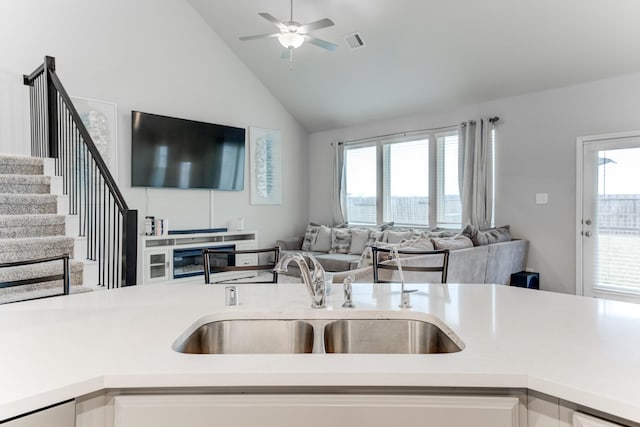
left=173, top=316, right=463, bottom=355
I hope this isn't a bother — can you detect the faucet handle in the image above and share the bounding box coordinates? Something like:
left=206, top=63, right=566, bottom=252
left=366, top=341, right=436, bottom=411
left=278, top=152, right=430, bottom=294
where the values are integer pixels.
left=399, top=288, right=417, bottom=309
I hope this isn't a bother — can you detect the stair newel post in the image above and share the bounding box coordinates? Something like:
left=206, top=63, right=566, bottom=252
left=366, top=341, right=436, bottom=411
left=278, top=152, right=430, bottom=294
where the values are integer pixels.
left=122, top=210, right=138, bottom=286
left=44, top=56, right=59, bottom=159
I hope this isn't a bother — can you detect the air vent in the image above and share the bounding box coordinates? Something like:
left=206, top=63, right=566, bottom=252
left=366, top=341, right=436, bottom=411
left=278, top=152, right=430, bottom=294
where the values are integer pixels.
left=344, top=32, right=365, bottom=50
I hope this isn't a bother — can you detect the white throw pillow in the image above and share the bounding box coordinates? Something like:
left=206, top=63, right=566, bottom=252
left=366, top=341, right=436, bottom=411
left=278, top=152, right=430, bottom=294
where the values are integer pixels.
left=384, top=230, right=411, bottom=244
left=310, top=225, right=332, bottom=252
left=349, top=228, right=370, bottom=255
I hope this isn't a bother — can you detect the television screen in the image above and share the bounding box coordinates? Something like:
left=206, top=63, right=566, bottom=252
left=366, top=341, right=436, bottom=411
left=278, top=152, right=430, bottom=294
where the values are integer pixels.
left=131, top=111, right=245, bottom=190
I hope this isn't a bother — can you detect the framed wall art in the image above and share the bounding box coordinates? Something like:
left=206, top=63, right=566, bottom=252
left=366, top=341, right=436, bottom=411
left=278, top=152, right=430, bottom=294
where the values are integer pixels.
left=250, top=127, right=282, bottom=205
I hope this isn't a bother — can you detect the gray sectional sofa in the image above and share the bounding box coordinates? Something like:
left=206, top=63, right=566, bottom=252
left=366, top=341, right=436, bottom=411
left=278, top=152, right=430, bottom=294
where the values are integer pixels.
left=276, top=224, right=529, bottom=285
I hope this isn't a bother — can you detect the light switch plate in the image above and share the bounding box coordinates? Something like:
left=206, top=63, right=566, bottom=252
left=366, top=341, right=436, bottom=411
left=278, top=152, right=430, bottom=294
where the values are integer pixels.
left=535, top=193, right=548, bottom=204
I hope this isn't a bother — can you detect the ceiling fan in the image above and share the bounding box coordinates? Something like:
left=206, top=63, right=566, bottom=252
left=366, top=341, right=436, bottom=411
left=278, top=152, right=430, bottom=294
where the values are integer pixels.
left=239, top=0, right=338, bottom=59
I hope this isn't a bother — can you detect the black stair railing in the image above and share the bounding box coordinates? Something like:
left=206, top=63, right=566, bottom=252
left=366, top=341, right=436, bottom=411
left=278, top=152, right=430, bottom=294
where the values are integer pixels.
left=23, top=56, right=137, bottom=288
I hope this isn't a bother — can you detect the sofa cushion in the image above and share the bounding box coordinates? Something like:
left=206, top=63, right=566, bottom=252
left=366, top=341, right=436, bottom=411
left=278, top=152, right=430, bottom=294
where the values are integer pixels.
left=461, top=224, right=511, bottom=246
left=310, top=225, right=332, bottom=252
left=349, top=228, right=370, bottom=255
left=329, top=228, right=352, bottom=254
left=301, top=224, right=320, bottom=250
left=314, top=253, right=361, bottom=272
left=431, top=235, right=474, bottom=250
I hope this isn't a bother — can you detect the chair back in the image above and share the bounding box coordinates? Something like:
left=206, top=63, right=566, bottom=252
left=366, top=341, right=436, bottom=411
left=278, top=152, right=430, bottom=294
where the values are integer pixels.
left=203, top=247, right=280, bottom=284
left=372, top=247, right=450, bottom=284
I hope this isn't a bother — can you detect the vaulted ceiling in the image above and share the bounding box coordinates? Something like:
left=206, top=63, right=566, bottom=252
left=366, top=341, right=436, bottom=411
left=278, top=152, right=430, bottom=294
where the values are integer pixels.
left=189, top=0, right=640, bottom=133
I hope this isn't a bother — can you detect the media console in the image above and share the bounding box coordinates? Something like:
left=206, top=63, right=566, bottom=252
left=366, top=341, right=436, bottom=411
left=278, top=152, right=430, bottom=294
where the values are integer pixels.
left=138, top=230, right=258, bottom=285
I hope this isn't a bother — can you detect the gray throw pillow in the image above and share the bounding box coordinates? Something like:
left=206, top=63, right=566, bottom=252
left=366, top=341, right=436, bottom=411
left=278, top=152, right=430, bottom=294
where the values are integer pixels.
left=461, top=224, right=511, bottom=246
left=301, top=224, right=320, bottom=250
left=329, top=228, right=352, bottom=254
left=366, top=230, right=384, bottom=245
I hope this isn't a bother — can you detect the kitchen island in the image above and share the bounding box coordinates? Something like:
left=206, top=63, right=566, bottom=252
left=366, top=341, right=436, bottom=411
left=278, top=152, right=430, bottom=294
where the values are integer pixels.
left=1, top=282, right=639, bottom=426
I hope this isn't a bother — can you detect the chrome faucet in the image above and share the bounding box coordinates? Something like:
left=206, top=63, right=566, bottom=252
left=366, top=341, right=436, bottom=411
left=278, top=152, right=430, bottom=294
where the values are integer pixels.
left=391, top=247, right=416, bottom=308
left=274, top=252, right=326, bottom=308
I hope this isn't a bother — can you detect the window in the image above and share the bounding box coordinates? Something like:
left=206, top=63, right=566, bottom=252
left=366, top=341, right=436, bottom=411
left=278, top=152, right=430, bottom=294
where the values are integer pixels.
left=344, top=145, right=377, bottom=224
left=383, top=139, right=430, bottom=226
left=436, top=132, right=461, bottom=228
left=344, top=129, right=466, bottom=229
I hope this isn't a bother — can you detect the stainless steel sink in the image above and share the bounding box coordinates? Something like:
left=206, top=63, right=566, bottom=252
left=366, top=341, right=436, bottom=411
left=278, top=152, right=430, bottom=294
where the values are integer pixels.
left=323, top=319, right=462, bottom=354
left=174, top=319, right=315, bottom=354
left=174, top=317, right=463, bottom=355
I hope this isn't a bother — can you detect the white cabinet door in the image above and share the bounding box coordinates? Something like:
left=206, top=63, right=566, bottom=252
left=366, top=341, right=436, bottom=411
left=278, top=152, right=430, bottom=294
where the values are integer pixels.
left=144, top=249, right=171, bottom=283
left=2, top=401, right=74, bottom=427
left=113, top=394, right=520, bottom=427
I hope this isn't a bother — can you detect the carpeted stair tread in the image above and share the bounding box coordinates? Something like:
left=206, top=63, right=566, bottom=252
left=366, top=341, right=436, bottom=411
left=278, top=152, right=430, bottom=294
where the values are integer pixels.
left=0, top=193, right=57, bottom=215
left=0, top=214, right=66, bottom=238
left=0, top=235, right=75, bottom=263
left=0, top=174, right=51, bottom=194
left=0, top=259, right=82, bottom=283
left=0, top=155, right=44, bottom=175
left=0, top=283, right=91, bottom=305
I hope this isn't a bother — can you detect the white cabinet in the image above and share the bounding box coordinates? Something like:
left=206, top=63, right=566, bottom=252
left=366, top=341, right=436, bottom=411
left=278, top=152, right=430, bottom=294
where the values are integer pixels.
left=138, top=231, right=258, bottom=284
left=573, top=412, right=626, bottom=427
left=112, top=394, right=522, bottom=427
left=2, top=401, right=74, bottom=427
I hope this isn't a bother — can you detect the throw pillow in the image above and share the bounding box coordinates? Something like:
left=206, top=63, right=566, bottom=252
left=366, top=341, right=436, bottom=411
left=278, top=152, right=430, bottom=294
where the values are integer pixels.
left=300, top=223, right=320, bottom=251
left=349, top=228, right=370, bottom=255
left=403, top=235, right=435, bottom=251
left=461, top=224, right=511, bottom=246
left=378, top=221, right=395, bottom=230
left=431, top=235, right=474, bottom=250
left=329, top=228, right=352, bottom=254
left=366, top=230, right=384, bottom=245
left=384, top=230, right=411, bottom=244
left=310, top=225, right=332, bottom=252
left=301, top=224, right=320, bottom=250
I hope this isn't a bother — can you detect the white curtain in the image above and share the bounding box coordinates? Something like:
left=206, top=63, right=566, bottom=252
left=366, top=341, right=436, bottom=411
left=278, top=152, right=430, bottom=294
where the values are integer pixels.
left=458, top=119, right=494, bottom=229
left=332, top=141, right=346, bottom=224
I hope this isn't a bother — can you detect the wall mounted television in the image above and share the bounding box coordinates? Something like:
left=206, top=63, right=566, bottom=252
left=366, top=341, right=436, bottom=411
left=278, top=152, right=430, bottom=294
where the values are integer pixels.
left=131, top=111, right=245, bottom=190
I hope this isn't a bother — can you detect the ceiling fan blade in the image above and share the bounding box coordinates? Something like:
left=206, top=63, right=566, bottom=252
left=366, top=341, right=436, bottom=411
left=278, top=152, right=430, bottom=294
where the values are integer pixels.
left=298, top=18, right=334, bottom=34
left=258, top=12, right=287, bottom=31
left=304, top=35, right=338, bottom=51
left=239, top=33, right=280, bottom=41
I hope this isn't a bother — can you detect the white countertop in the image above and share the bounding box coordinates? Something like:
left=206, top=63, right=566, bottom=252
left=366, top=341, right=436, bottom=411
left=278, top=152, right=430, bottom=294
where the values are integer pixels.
left=1, top=282, right=639, bottom=422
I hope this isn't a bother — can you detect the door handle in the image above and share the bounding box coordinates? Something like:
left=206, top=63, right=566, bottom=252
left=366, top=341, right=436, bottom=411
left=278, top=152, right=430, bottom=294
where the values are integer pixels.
left=585, top=219, right=592, bottom=225
left=584, top=231, right=592, bottom=237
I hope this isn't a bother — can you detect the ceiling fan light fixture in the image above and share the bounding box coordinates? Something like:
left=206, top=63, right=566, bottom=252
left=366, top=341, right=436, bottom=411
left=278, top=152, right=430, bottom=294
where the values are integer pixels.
left=278, top=32, right=304, bottom=49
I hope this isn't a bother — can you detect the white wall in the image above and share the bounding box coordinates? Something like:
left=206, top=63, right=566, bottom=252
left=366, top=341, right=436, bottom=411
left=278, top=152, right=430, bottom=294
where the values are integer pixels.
left=309, top=73, right=640, bottom=294
left=0, top=0, right=309, bottom=251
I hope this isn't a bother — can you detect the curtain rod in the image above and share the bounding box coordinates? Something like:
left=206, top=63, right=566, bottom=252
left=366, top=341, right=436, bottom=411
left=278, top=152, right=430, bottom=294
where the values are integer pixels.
left=333, top=116, right=500, bottom=146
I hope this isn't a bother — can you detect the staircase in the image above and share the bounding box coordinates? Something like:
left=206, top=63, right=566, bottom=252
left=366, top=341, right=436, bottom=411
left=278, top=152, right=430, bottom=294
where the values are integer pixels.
left=3, top=55, right=139, bottom=301
left=0, top=155, right=90, bottom=303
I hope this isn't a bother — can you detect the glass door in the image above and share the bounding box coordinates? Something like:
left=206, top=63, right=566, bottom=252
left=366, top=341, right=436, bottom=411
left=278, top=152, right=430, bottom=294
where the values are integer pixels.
left=579, top=133, right=640, bottom=301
